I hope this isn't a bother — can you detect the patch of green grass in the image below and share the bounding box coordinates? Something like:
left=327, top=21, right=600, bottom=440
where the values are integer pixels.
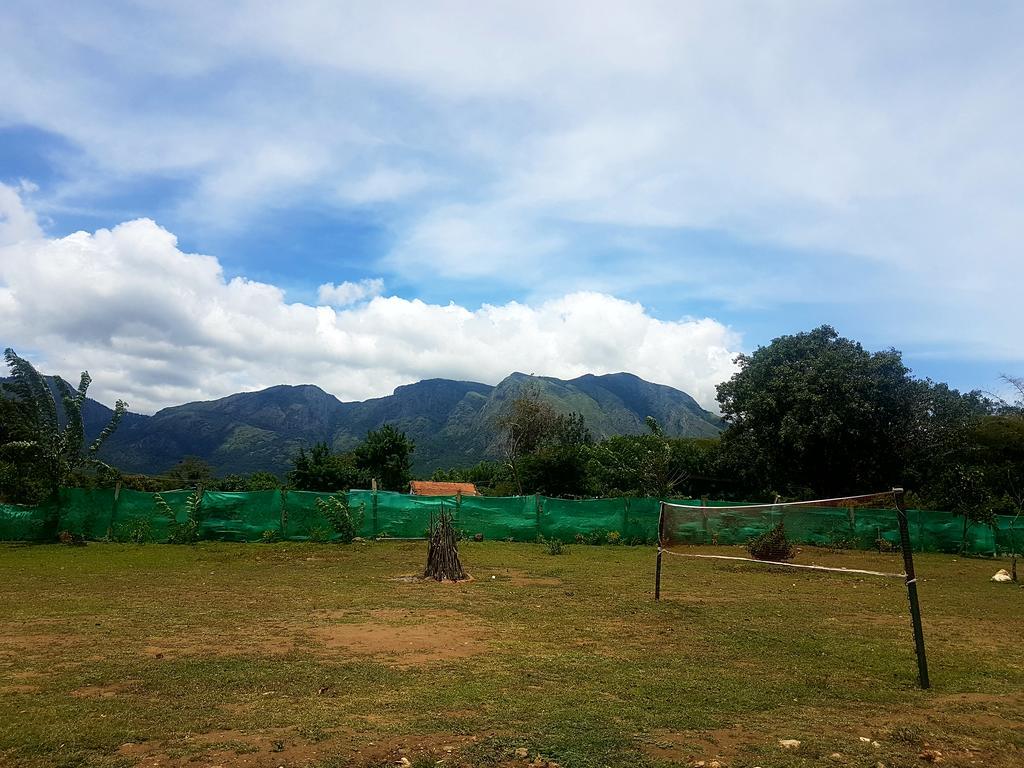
left=0, top=542, right=1022, bottom=767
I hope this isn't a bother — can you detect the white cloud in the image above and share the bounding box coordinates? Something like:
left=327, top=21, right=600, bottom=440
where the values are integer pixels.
left=0, top=181, right=43, bottom=247
left=2, top=3, right=1022, bottom=361
left=317, top=278, right=384, bottom=307
left=0, top=195, right=740, bottom=413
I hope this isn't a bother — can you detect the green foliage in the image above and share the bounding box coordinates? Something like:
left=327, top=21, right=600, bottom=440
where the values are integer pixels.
left=115, top=516, right=153, bottom=544
left=246, top=471, right=282, bottom=491
left=353, top=424, right=414, bottom=492
left=159, top=491, right=202, bottom=544
left=541, top=536, right=565, bottom=555
left=716, top=326, right=920, bottom=497
left=289, top=442, right=367, bottom=491
left=314, top=493, right=365, bottom=543
left=0, top=349, right=127, bottom=530
left=166, top=456, right=215, bottom=488
left=260, top=529, right=280, bottom=543
left=748, top=522, right=795, bottom=561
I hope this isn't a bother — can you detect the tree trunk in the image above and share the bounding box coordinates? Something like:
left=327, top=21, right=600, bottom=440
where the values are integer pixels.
left=423, top=510, right=466, bottom=581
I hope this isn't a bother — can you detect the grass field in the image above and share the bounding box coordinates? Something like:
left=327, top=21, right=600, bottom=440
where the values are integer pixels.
left=1, top=541, right=1022, bottom=768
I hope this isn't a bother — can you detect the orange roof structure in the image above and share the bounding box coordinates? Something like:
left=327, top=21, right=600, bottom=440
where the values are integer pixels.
left=409, top=480, right=480, bottom=497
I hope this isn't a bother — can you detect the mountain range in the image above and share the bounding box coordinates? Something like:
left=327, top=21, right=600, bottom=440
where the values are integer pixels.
left=62, top=372, right=723, bottom=476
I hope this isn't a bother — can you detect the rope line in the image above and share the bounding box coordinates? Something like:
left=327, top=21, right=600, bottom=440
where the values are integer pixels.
left=661, top=491, right=895, bottom=513
left=660, top=548, right=905, bottom=578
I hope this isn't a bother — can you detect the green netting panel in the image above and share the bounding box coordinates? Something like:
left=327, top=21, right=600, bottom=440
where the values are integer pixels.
left=202, top=490, right=283, bottom=542
left=0, top=502, right=45, bottom=541
left=455, top=494, right=538, bottom=541
left=282, top=490, right=337, bottom=541
left=540, top=497, right=628, bottom=542
left=358, top=491, right=446, bottom=539
left=56, top=488, right=117, bottom=539
left=664, top=504, right=773, bottom=545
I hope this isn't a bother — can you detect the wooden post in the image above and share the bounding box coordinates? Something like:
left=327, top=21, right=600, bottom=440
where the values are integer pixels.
left=894, top=488, right=930, bottom=689
left=107, top=480, right=122, bottom=540
left=371, top=478, right=379, bottom=538
left=701, top=496, right=709, bottom=544
left=280, top=488, right=288, bottom=539
left=655, top=501, right=666, bottom=600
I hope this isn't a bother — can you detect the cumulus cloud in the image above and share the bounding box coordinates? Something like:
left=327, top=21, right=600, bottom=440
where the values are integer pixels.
left=3, top=3, right=1021, bottom=363
left=0, top=196, right=740, bottom=413
left=317, top=278, right=384, bottom=307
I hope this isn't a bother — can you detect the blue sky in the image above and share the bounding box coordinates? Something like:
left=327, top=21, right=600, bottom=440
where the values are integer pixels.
left=1, top=1, right=1022, bottom=412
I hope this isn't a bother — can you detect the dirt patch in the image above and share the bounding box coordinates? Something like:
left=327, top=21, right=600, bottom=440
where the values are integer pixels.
left=308, top=609, right=486, bottom=667
left=0, top=684, right=40, bottom=694
left=116, top=729, right=477, bottom=768
left=71, top=681, right=132, bottom=698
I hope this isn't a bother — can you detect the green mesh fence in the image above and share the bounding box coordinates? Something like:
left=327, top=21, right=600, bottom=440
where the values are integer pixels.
left=0, top=487, right=1019, bottom=554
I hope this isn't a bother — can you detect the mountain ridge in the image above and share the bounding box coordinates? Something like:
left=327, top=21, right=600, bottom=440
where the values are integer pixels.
left=42, top=372, right=723, bottom=476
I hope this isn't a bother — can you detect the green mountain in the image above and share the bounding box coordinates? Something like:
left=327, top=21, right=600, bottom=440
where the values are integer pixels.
left=79, top=372, right=723, bottom=477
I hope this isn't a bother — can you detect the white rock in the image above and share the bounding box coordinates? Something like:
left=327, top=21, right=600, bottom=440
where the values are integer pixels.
left=991, top=569, right=1013, bottom=583
left=778, top=739, right=801, bottom=749
left=859, top=737, right=871, bottom=743
left=872, top=740, right=881, bottom=748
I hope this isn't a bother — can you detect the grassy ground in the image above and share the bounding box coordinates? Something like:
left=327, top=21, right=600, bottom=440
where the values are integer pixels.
left=0, top=541, right=1022, bottom=768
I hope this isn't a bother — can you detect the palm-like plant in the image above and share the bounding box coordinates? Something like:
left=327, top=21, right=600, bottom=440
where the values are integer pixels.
left=2, top=348, right=128, bottom=536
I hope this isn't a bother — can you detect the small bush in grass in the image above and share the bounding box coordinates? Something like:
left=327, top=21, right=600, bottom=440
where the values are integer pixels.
left=748, top=522, right=795, bottom=561
left=260, top=529, right=280, bottom=543
left=544, top=537, right=565, bottom=555
left=606, top=530, right=621, bottom=545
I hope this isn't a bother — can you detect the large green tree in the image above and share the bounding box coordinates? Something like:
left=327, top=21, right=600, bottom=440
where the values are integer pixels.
left=353, top=424, right=415, bottom=492
left=716, top=326, right=922, bottom=497
left=288, top=442, right=366, bottom=491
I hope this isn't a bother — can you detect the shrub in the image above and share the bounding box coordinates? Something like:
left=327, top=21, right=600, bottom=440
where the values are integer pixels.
left=606, top=530, right=621, bottom=545
left=160, top=491, right=201, bottom=544
left=116, top=517, right=152, bottom=544
left=543, top=537, right=565, bottom=555
left=748, top=522, right=795, bottom=561
left=260, top=529, right=280, bottom=543
left=313, top=493, right=365, bottom=543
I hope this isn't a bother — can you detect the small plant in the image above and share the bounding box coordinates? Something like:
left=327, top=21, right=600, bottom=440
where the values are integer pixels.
left=748, top=522, right=795, bottom=561
left=160, top=491, right=201, bottom=544
left=307, top=524, right=332, bottom=543
left=116, top=517, right=153, bottom=544
left=606, top=530, right=621, bottom=545
left=314, top=493, right=365, bottom=543
left=541, top=537, right=566, bottom=555
left=260, top=529, right=280, bottom=543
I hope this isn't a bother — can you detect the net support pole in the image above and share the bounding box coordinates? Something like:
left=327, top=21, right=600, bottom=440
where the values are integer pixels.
left=894, top=487, right=930, bottom=689
left=655, top=501, right=665, bottom=600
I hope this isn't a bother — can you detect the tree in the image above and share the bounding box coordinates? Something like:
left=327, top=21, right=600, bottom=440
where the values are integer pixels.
left=353, top=425, right=414, bottom=492
left=288, top=442, right=366, bottom=491
left=246, top=471, right=282, bottom=491
left=166, top=456, right=215, bottom=488
left=715, top=326, right=921, bottom=498
left=1, top=349, right=127, bottom=533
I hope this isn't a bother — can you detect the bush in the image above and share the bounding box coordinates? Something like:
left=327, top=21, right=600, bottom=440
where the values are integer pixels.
left=260, top=529, right=280, bottom=543
left=160, top=491, right=201, bottom=544
left=748, top=522, right=795, bottom=561
left=314, top=493, right=365, bottom=543
left=543, top=537, right=565, bottom=555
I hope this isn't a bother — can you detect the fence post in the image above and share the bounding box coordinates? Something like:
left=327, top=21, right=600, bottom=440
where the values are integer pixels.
left=655, top=501, right=666, bottom=600
left=535, top=495, right=543, bottom=541
left=894, top=487, right=930, bottom=689
left=280, top=488, right=288, bottom=539
left=108, top=480, right=122, bottom=540
left=372, top=479, right=379, bottom=538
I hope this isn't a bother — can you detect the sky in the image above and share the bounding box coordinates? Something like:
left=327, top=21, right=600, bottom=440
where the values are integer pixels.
left=1, top=1, right=1022, bottom=414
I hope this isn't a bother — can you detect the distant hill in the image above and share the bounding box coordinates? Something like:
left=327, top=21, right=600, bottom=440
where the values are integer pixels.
left=16, top=372, right=722, bottom=476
